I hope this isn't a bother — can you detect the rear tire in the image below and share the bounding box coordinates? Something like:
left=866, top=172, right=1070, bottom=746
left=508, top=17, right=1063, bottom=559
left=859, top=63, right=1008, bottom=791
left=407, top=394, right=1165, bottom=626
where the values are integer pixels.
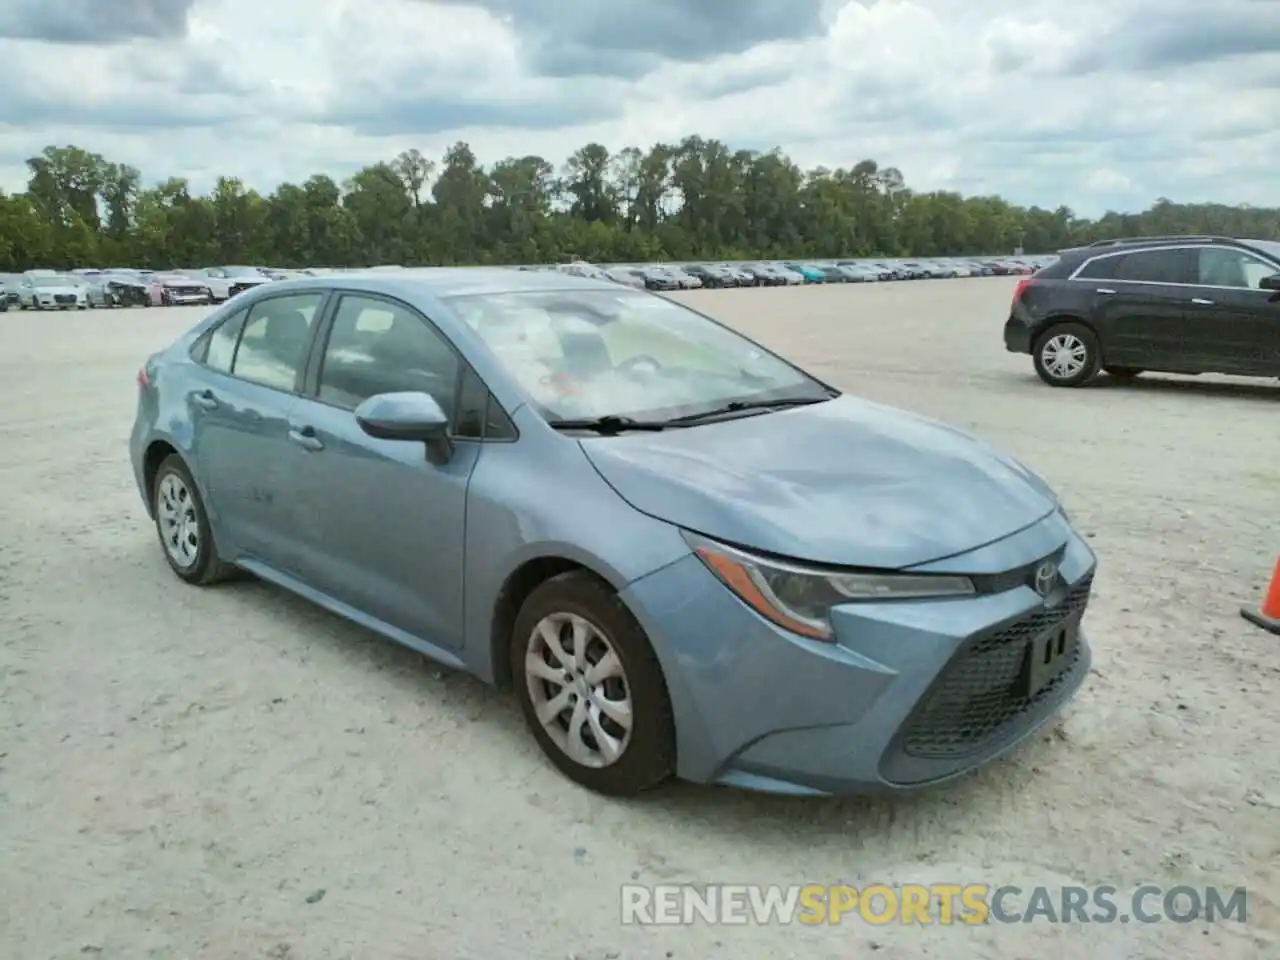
left=511, top=571, right=675, bottom=797
left=152, top=455, right=237, bottom=585
left=1033, top=322, right=1101, bottom=387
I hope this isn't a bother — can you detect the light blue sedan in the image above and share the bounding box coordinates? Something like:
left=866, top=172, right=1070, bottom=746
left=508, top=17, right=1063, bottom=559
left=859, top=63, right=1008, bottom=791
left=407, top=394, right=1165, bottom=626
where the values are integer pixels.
left=130, top=269, right=1097, bottom=797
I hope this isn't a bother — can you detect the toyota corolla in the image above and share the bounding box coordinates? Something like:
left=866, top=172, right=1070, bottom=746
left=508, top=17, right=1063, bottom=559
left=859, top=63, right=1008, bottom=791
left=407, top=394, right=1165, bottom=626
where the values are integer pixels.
left=129, top=269, right=1096, bottom=797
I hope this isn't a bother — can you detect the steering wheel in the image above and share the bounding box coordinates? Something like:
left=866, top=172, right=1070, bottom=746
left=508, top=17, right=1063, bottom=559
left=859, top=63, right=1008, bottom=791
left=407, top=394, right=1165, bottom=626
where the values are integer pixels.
left=616, top=354, right=664, bottom=378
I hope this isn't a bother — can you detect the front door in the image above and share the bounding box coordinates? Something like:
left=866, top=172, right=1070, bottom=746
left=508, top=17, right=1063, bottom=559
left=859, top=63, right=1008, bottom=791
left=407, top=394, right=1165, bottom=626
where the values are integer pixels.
left=283, top=292, right=479, bottom=650
left=1188, top=246, right=1280, bottom=376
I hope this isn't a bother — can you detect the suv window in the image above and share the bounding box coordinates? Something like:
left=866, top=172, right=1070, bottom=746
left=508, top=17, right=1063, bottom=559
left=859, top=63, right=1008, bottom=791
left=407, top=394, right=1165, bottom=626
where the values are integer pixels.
left=317, top=295, right=460, bottom=416
left=1198, top=247, right=1277, bottom=289
left=1075, top=255, right=1122, bottom=281
left=1113, top=248, right=1196, bottom=284
left=231, top=293, right=324, bottom=391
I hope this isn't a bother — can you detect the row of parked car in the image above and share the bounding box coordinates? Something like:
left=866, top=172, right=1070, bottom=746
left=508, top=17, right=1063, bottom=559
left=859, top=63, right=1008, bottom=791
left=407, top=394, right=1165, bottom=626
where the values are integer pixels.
left=0, top=266, right=325, bottom=311
left=538, top=255, right=1052, bottom=290
left=0, top=256, right=1051, bottom=311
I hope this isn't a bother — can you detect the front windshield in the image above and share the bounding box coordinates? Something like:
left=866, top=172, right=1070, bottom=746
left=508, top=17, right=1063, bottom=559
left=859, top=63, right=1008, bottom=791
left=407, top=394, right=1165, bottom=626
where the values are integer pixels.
left=448, top=289, right=829, bottom=423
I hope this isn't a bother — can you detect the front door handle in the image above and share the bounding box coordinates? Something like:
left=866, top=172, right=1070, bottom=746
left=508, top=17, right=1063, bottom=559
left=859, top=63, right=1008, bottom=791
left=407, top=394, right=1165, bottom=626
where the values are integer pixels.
left=288, top=426, right=324, bottom=451
left=194, top=389, right=219, bottom=410
left=1190, top=297, right=1214, bottom=305
left=1095, top=288, right=1116, bottom=295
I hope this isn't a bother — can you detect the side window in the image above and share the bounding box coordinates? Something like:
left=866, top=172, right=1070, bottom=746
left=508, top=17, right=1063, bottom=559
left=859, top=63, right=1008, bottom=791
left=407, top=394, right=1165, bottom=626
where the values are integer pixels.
left=455, top=364, right=488, bottom=438
left=485, top=394, right=517, bottom=440
left=317, top=295, right=460, bottom=417
left=1076, top=255, right=1122, bottom=280
left=200, top=308, right=248, bottom=372
left=1114, top=248, right=1196, bottom=285
left=1198, top=248, right=1277, bottom=289
left=231, top=293, right=324, bottom=391
left=453, top=365, right=519, bottom=441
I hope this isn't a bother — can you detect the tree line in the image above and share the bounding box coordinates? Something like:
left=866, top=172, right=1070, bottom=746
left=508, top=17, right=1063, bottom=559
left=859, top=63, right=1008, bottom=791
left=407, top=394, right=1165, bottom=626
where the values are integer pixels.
left=1, top=139, right=1278, bottom=272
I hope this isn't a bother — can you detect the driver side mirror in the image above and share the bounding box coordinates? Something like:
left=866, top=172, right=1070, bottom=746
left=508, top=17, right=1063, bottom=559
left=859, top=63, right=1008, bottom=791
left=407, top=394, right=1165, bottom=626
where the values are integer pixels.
left=1259, top=274, right=1280, bottom=291
left=354, top=391, right=453, bottom=464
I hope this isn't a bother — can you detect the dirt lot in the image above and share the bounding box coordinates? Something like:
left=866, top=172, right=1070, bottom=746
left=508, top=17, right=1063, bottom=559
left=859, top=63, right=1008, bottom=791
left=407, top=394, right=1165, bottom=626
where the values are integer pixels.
left=1, top=280, right=1277, bottom=960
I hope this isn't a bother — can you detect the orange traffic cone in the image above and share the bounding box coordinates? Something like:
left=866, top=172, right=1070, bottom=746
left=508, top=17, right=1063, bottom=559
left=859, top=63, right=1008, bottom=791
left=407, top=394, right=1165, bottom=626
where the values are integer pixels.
left=1241, top=557, right=1280, bottom=635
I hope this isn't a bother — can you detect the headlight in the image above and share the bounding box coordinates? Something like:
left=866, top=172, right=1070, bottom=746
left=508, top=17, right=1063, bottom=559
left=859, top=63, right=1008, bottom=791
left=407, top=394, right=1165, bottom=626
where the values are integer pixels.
left=682, top=530, right=976, bottom=641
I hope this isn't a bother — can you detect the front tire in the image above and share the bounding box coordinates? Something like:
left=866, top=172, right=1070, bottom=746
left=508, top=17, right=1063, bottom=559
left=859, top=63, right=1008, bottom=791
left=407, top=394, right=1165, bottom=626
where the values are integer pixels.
left=1033, top=322, right=1101, bottom=387
left=512, top=571, right=675, bottom=796
left=152, top=455, right=236, bottom=585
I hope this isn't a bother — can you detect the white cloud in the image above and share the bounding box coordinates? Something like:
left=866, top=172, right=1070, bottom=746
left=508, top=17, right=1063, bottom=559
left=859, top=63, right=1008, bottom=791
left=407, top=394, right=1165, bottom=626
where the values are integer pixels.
left=0, top=0, right=1277, bottom=217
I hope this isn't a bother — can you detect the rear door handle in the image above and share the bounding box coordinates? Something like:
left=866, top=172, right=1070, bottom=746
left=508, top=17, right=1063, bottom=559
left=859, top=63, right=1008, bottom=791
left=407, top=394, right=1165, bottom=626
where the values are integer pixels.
left=1095, top=288, right=1116, bottom=295
left=1190, top=297, right=1214, bottom=305
left=194, top=389, right=219, bottom=410
left=288, top=426, right=324, bottom=451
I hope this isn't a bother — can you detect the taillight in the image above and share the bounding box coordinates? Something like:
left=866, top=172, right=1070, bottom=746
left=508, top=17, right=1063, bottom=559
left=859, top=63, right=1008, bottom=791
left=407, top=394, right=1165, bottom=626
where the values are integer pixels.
left=1012, top=278, right=1031, bottom=302
left=137, top=366, right=149, bottom=388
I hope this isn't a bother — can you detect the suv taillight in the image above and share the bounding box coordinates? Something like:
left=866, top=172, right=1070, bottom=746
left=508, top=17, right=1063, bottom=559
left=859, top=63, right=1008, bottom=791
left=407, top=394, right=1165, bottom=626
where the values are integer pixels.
left=137, top=366, right=149, bottom=388
left=1012, top=277, right=1031, bottom=302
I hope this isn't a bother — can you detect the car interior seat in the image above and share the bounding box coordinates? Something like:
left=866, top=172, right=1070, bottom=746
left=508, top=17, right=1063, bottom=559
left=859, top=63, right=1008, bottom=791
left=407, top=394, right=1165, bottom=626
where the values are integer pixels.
left=262, top=309, right=310, bottom=364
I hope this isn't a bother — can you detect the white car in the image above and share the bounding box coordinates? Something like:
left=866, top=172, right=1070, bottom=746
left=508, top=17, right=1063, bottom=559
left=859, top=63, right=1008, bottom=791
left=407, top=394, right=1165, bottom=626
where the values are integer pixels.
left=183, top=267, right=272, bottom=302
left=17, top=271, right=88, bottom=310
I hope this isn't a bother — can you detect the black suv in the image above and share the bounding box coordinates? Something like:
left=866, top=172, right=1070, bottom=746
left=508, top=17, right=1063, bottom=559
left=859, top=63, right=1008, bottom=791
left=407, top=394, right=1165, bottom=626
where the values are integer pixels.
left=1003, top=235, right=1280, bottom=386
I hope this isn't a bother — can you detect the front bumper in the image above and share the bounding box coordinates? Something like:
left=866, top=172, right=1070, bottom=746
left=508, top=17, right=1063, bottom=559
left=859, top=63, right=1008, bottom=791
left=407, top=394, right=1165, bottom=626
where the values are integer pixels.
left=620, top=510, right=1095, bottom=796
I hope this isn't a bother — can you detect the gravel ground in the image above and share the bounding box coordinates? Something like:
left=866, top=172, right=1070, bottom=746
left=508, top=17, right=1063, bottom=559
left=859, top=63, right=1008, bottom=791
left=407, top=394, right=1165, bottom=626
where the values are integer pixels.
left=1, top=280, right=1277, bottom=960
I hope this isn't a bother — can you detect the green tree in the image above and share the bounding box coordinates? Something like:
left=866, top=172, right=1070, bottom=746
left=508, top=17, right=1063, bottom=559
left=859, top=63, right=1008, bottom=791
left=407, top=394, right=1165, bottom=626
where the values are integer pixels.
left=2, top=137, right=1277, bottom=271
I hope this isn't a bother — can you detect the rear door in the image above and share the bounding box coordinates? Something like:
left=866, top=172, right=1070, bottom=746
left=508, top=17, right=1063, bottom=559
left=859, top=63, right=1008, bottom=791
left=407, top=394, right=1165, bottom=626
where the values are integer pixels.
left=188, top=291, right=328, bottom=571
left=1078, top=247, right=1198, bottom=369
left=1188, top=246, right=1280, bottom=376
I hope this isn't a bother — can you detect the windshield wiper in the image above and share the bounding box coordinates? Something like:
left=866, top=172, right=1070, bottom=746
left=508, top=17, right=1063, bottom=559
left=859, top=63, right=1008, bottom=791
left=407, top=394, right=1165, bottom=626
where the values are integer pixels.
left=547, top=415, right=671, bottom=435
left=662, top=395, right=832, bottom=425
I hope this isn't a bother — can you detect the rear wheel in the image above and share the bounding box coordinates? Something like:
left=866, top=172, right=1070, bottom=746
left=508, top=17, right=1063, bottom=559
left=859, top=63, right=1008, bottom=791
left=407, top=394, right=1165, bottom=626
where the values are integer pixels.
left=512, top=571, right=675, bottom=796
left=152, top=454, right=236, bottom=585
left=1033, top=322, right=1101, bottom=387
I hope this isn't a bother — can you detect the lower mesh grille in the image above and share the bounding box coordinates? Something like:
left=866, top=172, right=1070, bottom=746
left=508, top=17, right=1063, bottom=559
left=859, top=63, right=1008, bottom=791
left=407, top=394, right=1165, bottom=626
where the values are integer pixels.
left=900, top=575, right=1093, bottom=759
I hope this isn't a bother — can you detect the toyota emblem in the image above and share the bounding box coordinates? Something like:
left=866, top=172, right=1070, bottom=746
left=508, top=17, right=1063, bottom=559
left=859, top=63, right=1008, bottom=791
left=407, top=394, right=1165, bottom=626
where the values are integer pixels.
left=1033, top=560, right=1058, bottom=597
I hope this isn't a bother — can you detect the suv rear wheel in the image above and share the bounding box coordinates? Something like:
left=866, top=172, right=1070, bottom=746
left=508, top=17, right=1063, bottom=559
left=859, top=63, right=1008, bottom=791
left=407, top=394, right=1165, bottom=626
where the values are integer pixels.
left=1033, top=322, right=1101, bottom=387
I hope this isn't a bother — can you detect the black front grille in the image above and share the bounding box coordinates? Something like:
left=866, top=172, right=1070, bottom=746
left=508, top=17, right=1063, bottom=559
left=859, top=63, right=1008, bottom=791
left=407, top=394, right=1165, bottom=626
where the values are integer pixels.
left=54, top=294, right=75, bottom=304
left=899, top=574, right=1093, bottom=759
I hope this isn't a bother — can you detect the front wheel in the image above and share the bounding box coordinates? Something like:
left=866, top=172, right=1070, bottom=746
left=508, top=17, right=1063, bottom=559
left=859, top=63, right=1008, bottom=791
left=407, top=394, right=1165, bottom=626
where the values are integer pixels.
left=512, top=571, right=675, bottom=797
left=1033, top=322, right=1101, bottom=387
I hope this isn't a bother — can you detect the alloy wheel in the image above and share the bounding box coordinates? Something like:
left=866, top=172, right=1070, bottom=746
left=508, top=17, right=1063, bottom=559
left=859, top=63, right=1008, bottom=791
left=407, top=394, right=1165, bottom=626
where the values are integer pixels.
left=157, top=473, right=200, bottom=569
left=524, top=612, right=633, bottom=768
left=1041, top=333, right=1088, bottom=380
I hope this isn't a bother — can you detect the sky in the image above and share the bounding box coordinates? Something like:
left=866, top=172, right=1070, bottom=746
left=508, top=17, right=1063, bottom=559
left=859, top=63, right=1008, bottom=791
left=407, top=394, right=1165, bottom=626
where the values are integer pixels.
left=0, top=0, right=1277, bottom=218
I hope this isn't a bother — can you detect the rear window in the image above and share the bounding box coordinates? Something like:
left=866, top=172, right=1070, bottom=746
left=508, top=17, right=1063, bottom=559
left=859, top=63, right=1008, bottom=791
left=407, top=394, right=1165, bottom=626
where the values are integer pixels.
left=1075, top=255, right=1122, bottom=281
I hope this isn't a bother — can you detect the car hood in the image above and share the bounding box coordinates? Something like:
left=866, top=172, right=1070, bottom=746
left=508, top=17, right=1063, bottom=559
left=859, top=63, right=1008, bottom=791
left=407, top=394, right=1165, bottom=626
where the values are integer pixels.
left=33, top=283, right=81, bottom=294
left=579, top=395, right=1058, bottom=569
